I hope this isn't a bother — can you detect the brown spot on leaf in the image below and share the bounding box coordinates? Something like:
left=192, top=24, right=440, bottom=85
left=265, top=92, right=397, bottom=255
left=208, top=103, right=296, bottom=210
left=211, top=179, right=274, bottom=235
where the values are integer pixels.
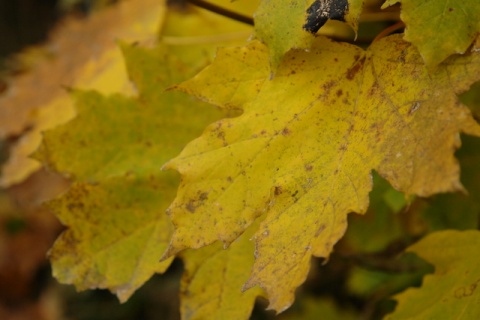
left=305, top=164, right=313, bottom=171
left=274, top=186, right=283, bottom=195
left=186, top=201, right=196, bottom=213
left=336, top=89, right=343, bottom=97
left=346, top=57, right=365, bottom=80
left=281, top=127, right=291, bottom=136
left=454, top=279, right=480, bottom=298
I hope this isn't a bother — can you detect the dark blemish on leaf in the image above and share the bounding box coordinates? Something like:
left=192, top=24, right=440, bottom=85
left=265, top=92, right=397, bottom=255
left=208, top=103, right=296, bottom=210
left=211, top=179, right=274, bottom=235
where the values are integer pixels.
left=322, top=80, right=336, bottom=96
left=292, top=190, right=299, bottom=197
left=199, top=192, right=208, bottom=201
left=305, top=164, right=313, bottom=171
left=282, top=127, right=291, bottom=135
left=186, top=201, right=196, bottom=213
left=448, top=7, right=453, bottom=12
left=334, top=58, right=338, bottom=62
left=274, top=186, right=283, bottom=195
left=346, top=57, right=365, bottom=80
left=454, top=279, right=480, bottom=298
left=336, top=89, right=343, bottom=97
left=304, top=0, right=349, bottom=34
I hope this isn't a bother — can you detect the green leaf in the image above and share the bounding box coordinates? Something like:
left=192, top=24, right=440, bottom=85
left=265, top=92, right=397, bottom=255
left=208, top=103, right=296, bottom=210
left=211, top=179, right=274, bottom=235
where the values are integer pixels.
left=387, top=230, right=480, bottom=319
left=279, top=296, right=358, bottom=320
left=166, top=34, right=480, bottom=311
left=383, top=0, right=480, bottom=68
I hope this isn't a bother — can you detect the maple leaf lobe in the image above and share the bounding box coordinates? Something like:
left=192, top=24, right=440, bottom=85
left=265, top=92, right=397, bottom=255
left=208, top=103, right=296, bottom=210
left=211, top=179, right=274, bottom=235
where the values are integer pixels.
left=304, top=0, right=349, bottom=33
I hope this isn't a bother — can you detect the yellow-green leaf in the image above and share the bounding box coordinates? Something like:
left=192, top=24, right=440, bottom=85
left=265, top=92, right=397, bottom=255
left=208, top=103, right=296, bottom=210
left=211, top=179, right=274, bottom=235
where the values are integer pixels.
left=166, top=34, right=480, bottom=311
left=387, top=230, right=480, bottom=319
left=383, top=0, right=480, bottom=68
left=48, top=174, right=176, bottom=302
left=180, top=220, right=265, bottom=320
left=345, top=0, right=364, bottom=32
left=35, top=41, right=225, bottom=301
left=254, top=0, right=316, bottom=69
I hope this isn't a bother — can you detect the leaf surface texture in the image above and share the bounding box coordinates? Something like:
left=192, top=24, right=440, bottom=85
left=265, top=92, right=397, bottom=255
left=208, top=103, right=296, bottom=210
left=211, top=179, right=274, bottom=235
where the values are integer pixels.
left=167, top=34, right=480, bottom=311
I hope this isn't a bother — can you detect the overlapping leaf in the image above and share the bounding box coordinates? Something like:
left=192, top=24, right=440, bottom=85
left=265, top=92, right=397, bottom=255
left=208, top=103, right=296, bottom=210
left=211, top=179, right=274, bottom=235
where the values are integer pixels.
left=166, top=34, right=480, bottom=311
left=387, top=230, right=480, bottom=319
left=35, top=1, right=265, bottom=312
left=254, top=0, right=363, bottom=69
left=35, top=40, right=228, bottom=301
left=180, top=220, right=265, bottom=320
left=383, top=0, right=480, bottom=68
left=254, top=0, right=316, bottom=69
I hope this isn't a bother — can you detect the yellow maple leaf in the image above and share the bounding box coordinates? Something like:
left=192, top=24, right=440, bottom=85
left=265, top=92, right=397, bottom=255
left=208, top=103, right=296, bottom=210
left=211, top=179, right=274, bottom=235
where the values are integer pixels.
left=164, top=34, right=480, bottom=311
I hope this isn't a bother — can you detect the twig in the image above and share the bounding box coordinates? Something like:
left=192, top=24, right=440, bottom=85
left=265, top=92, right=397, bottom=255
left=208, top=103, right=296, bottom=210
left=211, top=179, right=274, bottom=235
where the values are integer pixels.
left=187, top=0, right=254, bottom=26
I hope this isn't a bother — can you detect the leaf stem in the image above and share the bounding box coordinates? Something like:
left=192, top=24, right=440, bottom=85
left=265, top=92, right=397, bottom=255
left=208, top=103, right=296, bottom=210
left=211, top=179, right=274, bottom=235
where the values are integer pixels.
left=186, top=0, right=254, bottom=26
left=372, top=21, right=405, bottom=43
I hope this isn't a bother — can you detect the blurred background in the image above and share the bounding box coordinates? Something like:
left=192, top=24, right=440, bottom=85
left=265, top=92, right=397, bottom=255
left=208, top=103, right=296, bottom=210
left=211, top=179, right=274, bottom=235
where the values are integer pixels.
left=0, top=1, right=478, bottom=319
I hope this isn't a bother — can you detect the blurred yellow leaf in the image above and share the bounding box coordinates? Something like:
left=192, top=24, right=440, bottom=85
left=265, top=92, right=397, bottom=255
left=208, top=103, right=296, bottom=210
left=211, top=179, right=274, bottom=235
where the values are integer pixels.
left=0, top=0, right=164, bottom=187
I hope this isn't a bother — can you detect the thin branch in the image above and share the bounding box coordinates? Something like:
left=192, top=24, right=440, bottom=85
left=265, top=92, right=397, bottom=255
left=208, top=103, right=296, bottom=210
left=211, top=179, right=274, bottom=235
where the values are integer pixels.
left=187, top=0, right=254, bottom=26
